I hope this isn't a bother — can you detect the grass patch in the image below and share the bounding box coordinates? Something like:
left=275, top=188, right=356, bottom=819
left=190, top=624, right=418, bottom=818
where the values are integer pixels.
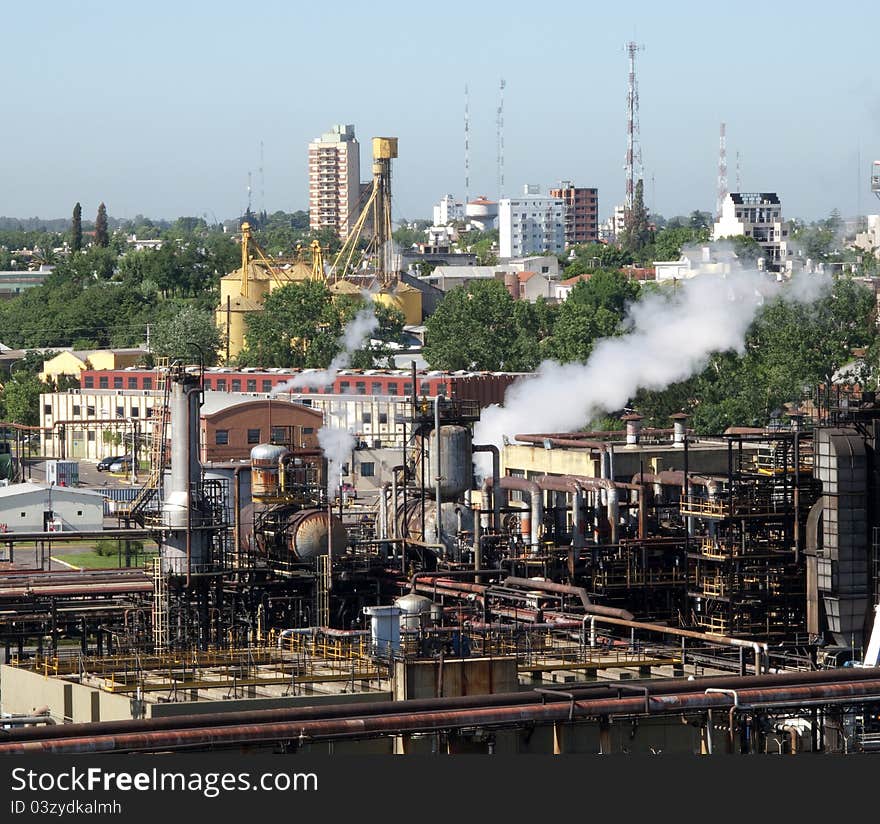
left=54, top=550, right=158, bottom=570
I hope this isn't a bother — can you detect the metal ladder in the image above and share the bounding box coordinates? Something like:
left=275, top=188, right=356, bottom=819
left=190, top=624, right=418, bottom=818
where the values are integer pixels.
left=151, top=557, right=169, bottom=652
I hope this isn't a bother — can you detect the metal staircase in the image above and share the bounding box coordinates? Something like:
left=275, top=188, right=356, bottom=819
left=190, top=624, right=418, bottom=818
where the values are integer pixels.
left=120, top=359, right=170, bottom=524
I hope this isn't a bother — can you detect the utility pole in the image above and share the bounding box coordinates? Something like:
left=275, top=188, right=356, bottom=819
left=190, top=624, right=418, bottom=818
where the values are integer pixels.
left=497, top=78, right=506, bottom=200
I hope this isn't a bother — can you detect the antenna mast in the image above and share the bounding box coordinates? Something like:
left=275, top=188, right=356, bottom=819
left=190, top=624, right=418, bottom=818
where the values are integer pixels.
left=259, top=140, right=265, bottom=216
left=716, top=122, right=728, bottom=217
left=247, top=171, right=252, bottom=215
left=464, top=84, right=470, bottom=205
left=624, top=42, right=644, bottom=214
left=497, top=78, right=505, bottom=199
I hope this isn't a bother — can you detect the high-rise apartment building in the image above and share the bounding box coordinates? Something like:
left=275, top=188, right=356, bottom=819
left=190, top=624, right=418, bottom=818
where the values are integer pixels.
left=498, top=186, right=565, bottom=259
left=549, top=181, right=599, bottom=246
left=308, top=124, right=361, bottom=239
left=713, top=193, right=791, bottom=271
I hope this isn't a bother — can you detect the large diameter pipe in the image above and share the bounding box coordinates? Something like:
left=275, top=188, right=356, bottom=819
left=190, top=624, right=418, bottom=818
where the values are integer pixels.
left=5, top=667, right=878, bottom=746
left=472, top=444, right=501, bottom=530
left=534, top=476, right=584, bottom=550
left=8, top=679, right=880, bottom=753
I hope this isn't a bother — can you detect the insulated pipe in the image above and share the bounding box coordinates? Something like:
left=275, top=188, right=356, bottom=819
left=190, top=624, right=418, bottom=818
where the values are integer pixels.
left=482, top=476, right=542, bottom=551
left=379, top=482, right=390, bottom=540
left=9, top=680, right=880, bottom=753
left=472, top=444, right=501, bottom=531
left=503, top=576, right=634, bottom=621
left=472, top=500, right=482, bottom=574
left=434, top=398, right=442, bottom=546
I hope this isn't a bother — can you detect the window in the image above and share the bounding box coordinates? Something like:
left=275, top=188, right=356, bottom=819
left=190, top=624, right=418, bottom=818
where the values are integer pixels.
left=387, top=382, right=398, bottom=396
left=262, top=380, right=273, bottom=392
left=113, top=377, right=123, bottom=389
left=215, top=430, right=229, bottom=445
left=231, top=379, right=241, bottom=392
left=303, top=427, right=314, bottom=435
left=339, top=381, right=350, bottom=394
left=247, top=428, right=261, bottom=444
left=355, top=381, right=366, bottom=395
left=76, top=510, right=83, bottom=517
left=20, top=512, right=25, bottom=518
left=128, top=377, right=137, bottom=389
left=203, top=379, right=212, bottom=390
left=44, top=404, right=52, bottom=415
left=420, top=382, right=429, bottom=395
left=371, top=382, right=382, bottom=395
left=131, top=408, right=139, bottom=417
left=87, top=431, right=95, bottom=441
left=270, top=427, right=286, bottom=443
left=143, top=377, right=152, bottom=390
left=360, top=462, right=375, bottom=477
left=73, top=405, right=81, bottom=416
left=379, top=412, right=388, bottom=425
left=216, top=379, right=227, bottom=391
left=84, top=376, right=94, bottom=388
left=247, top=379, right=257, bottom=392
left=403, top=382, right=413, bottom=396
left=99, top=377, right=108, bottom=389
left=116, top=406, right=124, bottom=417
left=362, top=412, right=372, bottom=424
left=86, top=405, right=95, bottom=416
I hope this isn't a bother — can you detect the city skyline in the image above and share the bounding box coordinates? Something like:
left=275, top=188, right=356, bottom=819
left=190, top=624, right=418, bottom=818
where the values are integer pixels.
left=1, top=0, right=878, bottom=224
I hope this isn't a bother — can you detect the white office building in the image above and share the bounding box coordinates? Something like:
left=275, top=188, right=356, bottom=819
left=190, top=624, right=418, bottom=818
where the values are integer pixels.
left=499, top=186, right=565, bottom=258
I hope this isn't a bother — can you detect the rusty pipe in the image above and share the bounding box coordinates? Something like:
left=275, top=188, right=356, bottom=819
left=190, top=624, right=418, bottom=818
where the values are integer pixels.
left=534, top=476, right=584, bottom=551
left=472, top=444, right=501, bottom=530
left=503, top=576, right=634, bottom=621
left=482, top=476, right=542, bottom=551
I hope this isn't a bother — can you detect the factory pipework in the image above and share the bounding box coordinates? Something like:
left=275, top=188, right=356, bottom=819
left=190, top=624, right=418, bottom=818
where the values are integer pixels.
left=472, top=444, right=501, bottom=530
left=481, top=476, right=542, bottom=551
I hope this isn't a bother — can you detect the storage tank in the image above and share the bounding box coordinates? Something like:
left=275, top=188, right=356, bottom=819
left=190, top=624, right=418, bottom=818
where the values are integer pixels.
left=394, top=593, right=435, bottom=631
left=285, top=508, right=347, bottom=562
left=251, top=444, right=290, bottom=499
left=421, top=425, right=472, bottom=499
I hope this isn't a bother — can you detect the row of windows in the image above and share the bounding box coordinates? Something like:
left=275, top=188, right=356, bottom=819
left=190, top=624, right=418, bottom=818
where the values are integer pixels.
left=45, top=404, right=153, bottom=418
left=215, top=426, right=315, bottom=446
left=80, top=375, right=444, bottom=397
left=84, top=376, right=153, bottom=390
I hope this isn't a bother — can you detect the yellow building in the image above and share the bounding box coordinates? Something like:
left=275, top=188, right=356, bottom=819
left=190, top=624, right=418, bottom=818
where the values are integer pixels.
left=39, top=348, right=147, bottom=384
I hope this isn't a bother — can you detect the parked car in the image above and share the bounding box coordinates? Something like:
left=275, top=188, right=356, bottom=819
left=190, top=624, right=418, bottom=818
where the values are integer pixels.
left=109, top=456, right=133, bottom=473
left=97, top=455, right=125, bottom=472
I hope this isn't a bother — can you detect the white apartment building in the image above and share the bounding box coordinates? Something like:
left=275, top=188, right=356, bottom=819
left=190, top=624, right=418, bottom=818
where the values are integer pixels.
left=308, top=124, right=361, bottom=240
left=712, top=193, right=792, bottom=271
left=433, top=195, right=465, bottom=226
left=854, top=215, right=880, bottom=259
left=499, top=186, right=565, bottom=259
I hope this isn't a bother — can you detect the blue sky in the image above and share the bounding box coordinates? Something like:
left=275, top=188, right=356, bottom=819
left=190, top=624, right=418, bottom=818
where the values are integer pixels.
left=2, top=0, right=879, bottom=224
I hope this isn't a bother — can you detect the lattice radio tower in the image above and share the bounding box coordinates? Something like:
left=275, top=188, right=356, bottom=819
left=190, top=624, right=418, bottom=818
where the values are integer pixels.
left=716, top=122, right=728, bottom=217
left=625, top=42, right=644, bottom=213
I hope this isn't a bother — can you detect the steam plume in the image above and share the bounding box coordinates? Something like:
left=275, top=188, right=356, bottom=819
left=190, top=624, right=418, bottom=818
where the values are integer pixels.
left=271, top=306, right=379, bottom=394
left=318, top=426, right=356, bottom=497
left=473, top=271, right=831, bottom=472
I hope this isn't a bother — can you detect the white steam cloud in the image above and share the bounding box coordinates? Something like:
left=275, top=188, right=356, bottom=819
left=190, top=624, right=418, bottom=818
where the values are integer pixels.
left=318, top=426, right=356, bottom=496
left=271, top=306, right=379, bottom=394
left=473, top=270, right=832, bottom=473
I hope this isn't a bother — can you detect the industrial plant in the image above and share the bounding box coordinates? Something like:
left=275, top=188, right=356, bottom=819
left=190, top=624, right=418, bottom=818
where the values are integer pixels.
left=1, top=355, right=880, bottom=756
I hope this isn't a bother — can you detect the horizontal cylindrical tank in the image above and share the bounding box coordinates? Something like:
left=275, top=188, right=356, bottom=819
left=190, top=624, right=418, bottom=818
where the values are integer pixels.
left=251, top=444, right=290, bottom=499
left=286, top=508, right=347, bottom=562
left=396, top=500, right=474, bottom=555
left=421, top=425, right=472, bottom=499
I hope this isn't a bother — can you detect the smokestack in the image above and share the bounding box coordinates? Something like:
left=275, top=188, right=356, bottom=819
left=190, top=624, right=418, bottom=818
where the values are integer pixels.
left=670, top=412, right=689, bottom=446
left=622, top=413, right=643, bottom=446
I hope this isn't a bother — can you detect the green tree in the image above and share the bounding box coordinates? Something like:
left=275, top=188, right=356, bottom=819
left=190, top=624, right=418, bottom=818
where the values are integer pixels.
left=1, top=374, right=44, bottom=425
left=150, top=304, right=222, bottom=365
left=94, top=203, right=109, bottom=248
left=71, top=202, right=82, bottom=253
left=620, top=179, right=651, bottom=259
left=424, top=280, right=538, bottom=371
